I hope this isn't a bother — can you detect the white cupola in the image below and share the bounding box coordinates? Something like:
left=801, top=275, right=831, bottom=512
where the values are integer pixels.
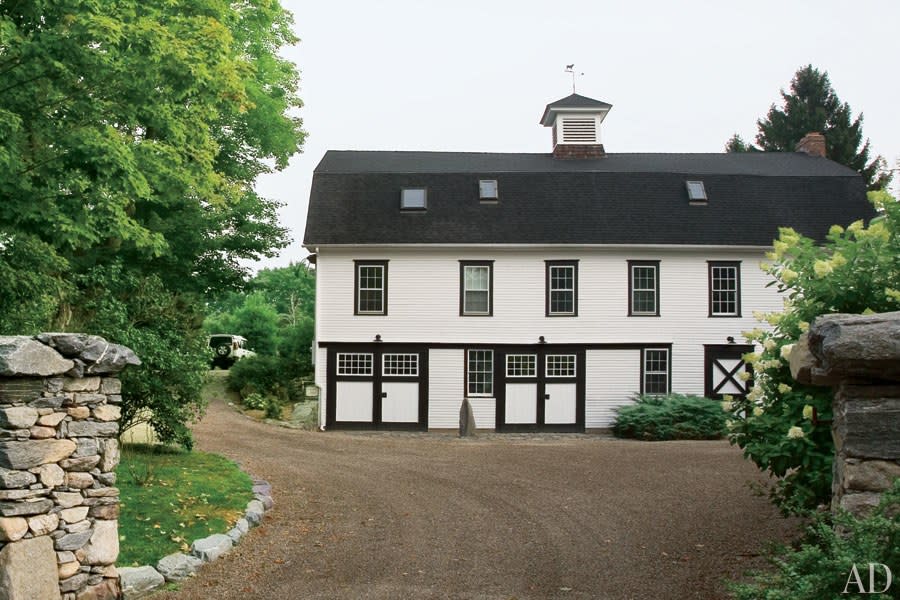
left=539, top=93, right=612, bottom=159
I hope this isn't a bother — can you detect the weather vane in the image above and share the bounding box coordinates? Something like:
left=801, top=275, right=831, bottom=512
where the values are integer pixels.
left=565, top=64, right=584, bottom=93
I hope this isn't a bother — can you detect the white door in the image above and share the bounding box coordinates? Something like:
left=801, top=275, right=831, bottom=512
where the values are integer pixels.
left=544, top=383, right=577, bottom=424
left=505, top=383, right=538, bottom=424
left=335, top=381, right=374, bottom=422
left=381, top=382, right=419, bottom=423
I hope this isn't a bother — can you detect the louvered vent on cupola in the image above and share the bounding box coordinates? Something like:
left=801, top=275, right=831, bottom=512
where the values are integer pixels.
left=559, top=116, right=598, bottom=144
left=540, top=93, right=612, bottom=159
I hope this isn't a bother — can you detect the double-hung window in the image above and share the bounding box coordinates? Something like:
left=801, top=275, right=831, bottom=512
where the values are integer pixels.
left=460, top=261, right=493, bottom=316
left=354, top=260, right=388, bottom=315
left=628, top=260, right=660, bottom=316
left=642, top=348, right=669, bottom=395
left=708, top=261, right=741, bottom=317
left=467, top=349, right=494, bottom=396
left=546, top=261, right=578, bottom=316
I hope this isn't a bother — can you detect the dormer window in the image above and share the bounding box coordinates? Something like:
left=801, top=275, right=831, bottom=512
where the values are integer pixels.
left=479, top=179, right=498, bottom=201
left=686, top=181, right=707, bottom=203
left=401, top=188, right=427, bottom=210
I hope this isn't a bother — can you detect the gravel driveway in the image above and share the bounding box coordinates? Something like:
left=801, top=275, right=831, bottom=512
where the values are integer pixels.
left=156, top=395, right=796, bottom=600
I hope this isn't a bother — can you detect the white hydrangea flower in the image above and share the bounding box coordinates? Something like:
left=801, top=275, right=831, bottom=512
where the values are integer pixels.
left=787, top=426, right=805, bottom=439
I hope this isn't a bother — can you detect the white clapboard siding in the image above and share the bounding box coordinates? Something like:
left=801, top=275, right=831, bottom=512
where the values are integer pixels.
left=468, top=397, right=496, bottom=430
left=427, top=349, right=496, bottom=429
left=428, top=349, right=463, bottom=428
left=585, top=349, right=641, bottom=428
left=314, top=245, right=783, bottom=429
left=315, top=246, right=781, bottom=348
left=316, top=347, right=328, bottom=429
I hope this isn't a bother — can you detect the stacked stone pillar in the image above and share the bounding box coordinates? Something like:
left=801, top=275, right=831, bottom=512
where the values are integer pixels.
left=791, top=311, right=900, bottom=515
left=0, top=334, right=139, bottom=600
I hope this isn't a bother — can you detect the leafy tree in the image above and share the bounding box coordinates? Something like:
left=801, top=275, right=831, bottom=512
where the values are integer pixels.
left=204, top=263, right=316, bottom=405
left=250, top=262, right=316, bottom=326
left=228, top=293, right=281, bottom=356
left=727, top=65, right=891, bottom=190
left=72, top=263, right=209, bottom=449
left=0, top=1, right=305, bottom=447
left=724, top=134, right=757, bottom=153
left=727, top=191, right=899, bottom=514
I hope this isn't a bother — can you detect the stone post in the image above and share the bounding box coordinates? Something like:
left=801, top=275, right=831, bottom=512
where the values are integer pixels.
left=790, top=311, right=900, bottom=515
left=0, top=334, right=139, bottom=600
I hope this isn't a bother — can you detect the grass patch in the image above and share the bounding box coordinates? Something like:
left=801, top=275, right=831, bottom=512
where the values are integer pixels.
left=117, top=443, right=253, bottom=566
left=613, top=393, right=727, bottom=441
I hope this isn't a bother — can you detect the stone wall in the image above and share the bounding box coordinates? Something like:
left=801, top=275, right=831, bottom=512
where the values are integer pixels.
left=0, top=334, right=139, bottom=600
left=791, top=311, right=900, bottom=515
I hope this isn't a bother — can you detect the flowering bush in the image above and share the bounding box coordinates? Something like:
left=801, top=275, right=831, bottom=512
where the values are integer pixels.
left=728, top=192, right=899, bottom=514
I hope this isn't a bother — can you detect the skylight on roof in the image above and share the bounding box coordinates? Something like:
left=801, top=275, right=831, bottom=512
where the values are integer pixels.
left=479, top=179, right=498, bottom=200
left=686, top=180, right=707, bottom=202
left=400, top=188, right=427, bottom=210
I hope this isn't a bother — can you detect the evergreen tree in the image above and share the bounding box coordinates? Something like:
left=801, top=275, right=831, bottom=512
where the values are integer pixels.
left=727, top=65, right=890, bottom=190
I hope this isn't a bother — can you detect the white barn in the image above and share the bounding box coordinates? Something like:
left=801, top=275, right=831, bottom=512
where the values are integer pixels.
left=303, top=94, right=872, bottom=432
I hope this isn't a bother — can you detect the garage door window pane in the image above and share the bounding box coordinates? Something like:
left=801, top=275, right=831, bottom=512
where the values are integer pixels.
left=383, top=354, right=418, bottom=377
left=506, top=354, right=536, bottom=377
left=546, top=355, right=576, bottom=378
left=337, top=353, right=373, bottom=376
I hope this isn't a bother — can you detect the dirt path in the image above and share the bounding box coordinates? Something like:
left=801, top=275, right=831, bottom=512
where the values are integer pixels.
left=157, top=388, right=795, bottom=600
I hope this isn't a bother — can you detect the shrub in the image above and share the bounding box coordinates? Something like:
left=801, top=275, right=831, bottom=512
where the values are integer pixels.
left=729, top=192, right=899, bottom=514
left=613, top=394, right=727, bottom=441
left=729, top=479, right=900, bottom=600
left=241, top=392, right=268, bottom=411
left=227, top=355, right=288, bottom=399
left=264, top=397, right=283, bottom=420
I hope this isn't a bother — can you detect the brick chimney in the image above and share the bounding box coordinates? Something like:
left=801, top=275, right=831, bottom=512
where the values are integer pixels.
left=795, top=132, right=826, bottom=157
left=540, top=93, right=612, bottom=159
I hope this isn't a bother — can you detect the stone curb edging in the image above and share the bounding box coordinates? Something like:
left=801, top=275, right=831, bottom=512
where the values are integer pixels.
left=117, top=478, right=274, bottom=599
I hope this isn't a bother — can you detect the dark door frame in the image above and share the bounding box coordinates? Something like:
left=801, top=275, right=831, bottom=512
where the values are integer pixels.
left=496, top=345, right=586, bottom=433
left=325, top=343, right=429, bottom=431
left=704, top=343, right=754, bottom=399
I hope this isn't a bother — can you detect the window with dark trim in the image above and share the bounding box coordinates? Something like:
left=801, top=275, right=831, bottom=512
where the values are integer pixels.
left=628, top=260, right=660, bottom=316
left=354, top=260, right=388, bottom=315
left=467, top=349, right=494, bottom=396
left=642, top=348, right=669, bottom=395
left=460, top=261, right=493, bottom=316
left=708, top=261, right=741, bottom=317
left=546, top=260, right=578, bottom=316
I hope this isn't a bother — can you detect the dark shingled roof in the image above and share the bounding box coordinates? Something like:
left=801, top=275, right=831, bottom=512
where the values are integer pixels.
left=540, top=93, right=613, bottom=125
left=304, top=151, right=872, bottom=247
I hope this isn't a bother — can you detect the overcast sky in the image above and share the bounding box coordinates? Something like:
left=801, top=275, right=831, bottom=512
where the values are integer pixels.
left=254, top=0, right=900, bottom=269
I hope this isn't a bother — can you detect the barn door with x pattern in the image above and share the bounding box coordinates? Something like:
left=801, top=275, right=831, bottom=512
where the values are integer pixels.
left=704, top=344, right=754, bottom=399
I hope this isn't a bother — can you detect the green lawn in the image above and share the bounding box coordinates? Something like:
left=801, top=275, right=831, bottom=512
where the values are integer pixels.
left=117, top=444, right=253, bottom=566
